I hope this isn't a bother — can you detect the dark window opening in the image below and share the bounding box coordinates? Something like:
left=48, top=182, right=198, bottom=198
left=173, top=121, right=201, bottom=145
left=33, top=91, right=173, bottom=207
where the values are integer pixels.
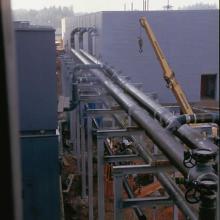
left=200, top=74, right=217, bottom=100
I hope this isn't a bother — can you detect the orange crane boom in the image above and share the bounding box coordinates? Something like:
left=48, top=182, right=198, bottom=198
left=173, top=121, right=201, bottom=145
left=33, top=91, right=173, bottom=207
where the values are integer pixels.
left=139, top=17, right=193, bottom=114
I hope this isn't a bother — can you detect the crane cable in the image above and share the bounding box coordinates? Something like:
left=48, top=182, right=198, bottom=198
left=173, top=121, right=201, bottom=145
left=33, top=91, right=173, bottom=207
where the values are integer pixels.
left=138, top=24, right=143, bottom=53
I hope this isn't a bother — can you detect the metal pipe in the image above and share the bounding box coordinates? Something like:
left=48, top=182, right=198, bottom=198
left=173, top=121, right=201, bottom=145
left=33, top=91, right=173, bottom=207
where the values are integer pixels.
left=71, top=49, right=198, bottom=219
left=72, top=48, right=187, bottom=176
left=70, top=27, right=80, bottom=49
left=78, top=28, right=88, bottom=50
left=80, top=49, right=218, bottom=153
left=166, top=113, right=219, bottom=132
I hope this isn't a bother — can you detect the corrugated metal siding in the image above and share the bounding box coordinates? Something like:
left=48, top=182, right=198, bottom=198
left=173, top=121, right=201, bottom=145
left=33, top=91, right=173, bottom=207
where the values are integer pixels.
left=101, top=10, right=219, bottom=103
left=73, top=10, right=219, bottom=103
left=21, top=136, right=60, bottom=220
left=73, top=12, right=104, bottom=58
left=83, top=32, right=89, bottom=52
left=15, top=29, right=57, bottom=130
left=60, top=58, right=72, bottom=97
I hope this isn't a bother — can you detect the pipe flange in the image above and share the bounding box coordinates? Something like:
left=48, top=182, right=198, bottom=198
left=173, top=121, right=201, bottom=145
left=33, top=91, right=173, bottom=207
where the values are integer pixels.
left=192, top=148, right=217, bottom=163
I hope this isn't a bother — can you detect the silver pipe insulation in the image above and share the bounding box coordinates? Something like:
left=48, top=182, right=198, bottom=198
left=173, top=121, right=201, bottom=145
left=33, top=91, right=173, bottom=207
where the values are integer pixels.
left=166, top=113, right=219, bottom=132
left=79, top=49, right=218, bottom=153
left=71, top=49, right=198, bottom=219
left=72, top=48, right=187, bottom=175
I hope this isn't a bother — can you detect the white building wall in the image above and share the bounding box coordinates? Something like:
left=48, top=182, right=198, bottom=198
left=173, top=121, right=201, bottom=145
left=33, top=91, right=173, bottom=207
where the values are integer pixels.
left=72, top=10, right=219, bottom=104
left=61, top=17, right=74, bottom=50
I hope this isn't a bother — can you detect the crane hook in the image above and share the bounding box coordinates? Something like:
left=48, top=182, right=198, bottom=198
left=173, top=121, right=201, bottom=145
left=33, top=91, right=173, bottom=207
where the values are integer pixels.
left=138, top=36, right=143, bottom=53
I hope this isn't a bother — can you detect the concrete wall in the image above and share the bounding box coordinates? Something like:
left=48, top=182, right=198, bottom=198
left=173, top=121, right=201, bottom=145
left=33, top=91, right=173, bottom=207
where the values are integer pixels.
left=15, top=27, right=57, bottom=130
left=73, top=10, right=219, bottom=103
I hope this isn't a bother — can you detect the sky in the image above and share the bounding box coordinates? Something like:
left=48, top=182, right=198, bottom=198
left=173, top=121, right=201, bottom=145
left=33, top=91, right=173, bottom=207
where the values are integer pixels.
left=11, top=0, right=219, bottom=12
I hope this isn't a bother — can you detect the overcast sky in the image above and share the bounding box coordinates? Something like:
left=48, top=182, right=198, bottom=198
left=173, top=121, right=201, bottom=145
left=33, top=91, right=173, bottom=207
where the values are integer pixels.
left=11, top=0, right=219, bottom=11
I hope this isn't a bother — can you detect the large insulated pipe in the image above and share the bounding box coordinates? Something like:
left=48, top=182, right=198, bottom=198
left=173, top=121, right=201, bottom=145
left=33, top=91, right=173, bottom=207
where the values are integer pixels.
left=70, top=27, right=80, bottom=49
left=79, top=49, right=218, bottom=153
left=166, top=113, right=219, bottom=132
left=88, top=27, right=96, bottom=55
left=72, top=48, right=187, bottom=176
left=79, top=28, right=88, bottom=50
left=71, top=50, right=198, bottom=220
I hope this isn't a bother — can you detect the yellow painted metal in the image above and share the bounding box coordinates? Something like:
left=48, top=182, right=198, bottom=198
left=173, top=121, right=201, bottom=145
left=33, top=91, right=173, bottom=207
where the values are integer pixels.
left=139, top=17, right=193, bottom=114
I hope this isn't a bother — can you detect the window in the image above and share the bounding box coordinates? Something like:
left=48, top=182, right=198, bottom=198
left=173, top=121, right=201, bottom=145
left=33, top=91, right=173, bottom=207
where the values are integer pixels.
left=200, top=74, right=217, bottom=99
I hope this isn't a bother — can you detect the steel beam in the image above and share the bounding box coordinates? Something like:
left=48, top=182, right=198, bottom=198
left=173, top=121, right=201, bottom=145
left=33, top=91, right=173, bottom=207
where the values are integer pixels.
left=113, top=175, right=123, bottom=220
left=79, top=96, right=108, bottom=102
left=87, top=116, right=93, bottom=220
left=104, top=154, right=141, bottom=163
left=95, top=128, right=145, bottom=138
left=80, top=102, right=87, bottom=198
left=87, top=108, right=124, bottom=116
left=122, top=197, right=173, bottom=209
left=112, top=164, right=174, bottom=176
left=76, top=105, right=81, bottom=172
left=97, top=136, right=105, bottom=220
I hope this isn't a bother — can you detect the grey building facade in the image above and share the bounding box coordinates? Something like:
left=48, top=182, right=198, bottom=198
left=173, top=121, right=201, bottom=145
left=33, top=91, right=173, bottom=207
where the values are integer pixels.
left=72, top=10, right=219, bottom=104
left=15, top=22, right=60, bottom=220
left=15, top=23, right=57, bottom=131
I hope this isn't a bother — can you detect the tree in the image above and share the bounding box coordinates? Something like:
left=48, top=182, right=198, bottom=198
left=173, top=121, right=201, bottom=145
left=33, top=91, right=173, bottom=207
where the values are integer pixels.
left=178, top=3, right=217, bottom=10
left=13, top=6, right=75, bottom=33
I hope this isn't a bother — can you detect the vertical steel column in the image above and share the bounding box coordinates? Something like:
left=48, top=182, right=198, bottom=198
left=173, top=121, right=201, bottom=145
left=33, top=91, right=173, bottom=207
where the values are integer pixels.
left=69, top=109, right=75, bottom=153
left=97, top=136, right=105, bottom=220
left=72, top=109, right=77, bottom=154
left=113, top=174, right=123, bottom=220
left=173, top=205, right=178, bottom=220
left=76, top=105, right=81, bottom=172
left=80, top=102, right=87, bottom=198
left=87, top=116, right=94, bottom=220
left=58, top=121, right=64, bottom=156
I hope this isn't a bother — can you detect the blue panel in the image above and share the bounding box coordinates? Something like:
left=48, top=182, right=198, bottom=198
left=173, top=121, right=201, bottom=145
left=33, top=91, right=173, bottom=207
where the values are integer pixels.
left=21, top=136, right=60, bottom=220
left=15, top=29, right=57, bottom=131
left=73, top=10, right=219, bottom=103
left=101, top=10, right=219, bottom=103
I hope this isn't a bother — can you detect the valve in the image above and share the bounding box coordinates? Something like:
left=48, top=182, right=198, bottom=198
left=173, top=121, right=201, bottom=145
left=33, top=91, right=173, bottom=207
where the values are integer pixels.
left=176, top=174, right=217, bottom=204
left=178, top=147, right=218, bottom=205
left=183, top=148, right=216, bottom=168
left=183, top=150, right=196, bottom=168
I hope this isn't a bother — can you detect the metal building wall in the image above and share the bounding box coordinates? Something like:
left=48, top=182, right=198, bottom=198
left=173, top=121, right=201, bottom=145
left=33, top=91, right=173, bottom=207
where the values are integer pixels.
left=21, top=136, right=59, bottom=220
left=15, top=28, right=57, bottom=131
left=83, top=32, right=89, bottom=52
left=74, top=10, right=219, bottom=103
left=73, top=12, right=104, bottom=59
left=15, top=26, right=60, bottom=220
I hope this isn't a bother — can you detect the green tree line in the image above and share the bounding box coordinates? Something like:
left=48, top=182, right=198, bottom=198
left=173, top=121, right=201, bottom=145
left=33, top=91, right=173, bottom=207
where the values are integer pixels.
left=13, top=6, right=75, bottom=33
